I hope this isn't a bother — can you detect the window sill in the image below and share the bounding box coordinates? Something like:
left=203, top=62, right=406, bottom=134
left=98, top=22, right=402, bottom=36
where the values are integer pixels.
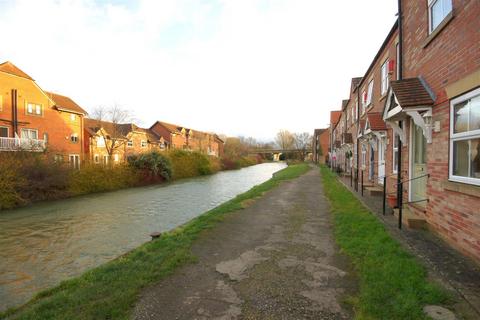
left=442, top=179, right=480, bottom=198
left=423, top=11, right=454, bottom=49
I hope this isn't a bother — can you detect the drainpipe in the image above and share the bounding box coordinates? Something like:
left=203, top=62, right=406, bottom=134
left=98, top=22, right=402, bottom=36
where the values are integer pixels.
left=11, top=89, right=18, bottom=136
left=397, top=0, right=403, bottom=208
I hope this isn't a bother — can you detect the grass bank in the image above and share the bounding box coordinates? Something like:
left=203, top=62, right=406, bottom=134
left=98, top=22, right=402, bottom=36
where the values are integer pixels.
left=1, top=163, right=310, bottom=320
left=320, top=165, right=449, bottom=319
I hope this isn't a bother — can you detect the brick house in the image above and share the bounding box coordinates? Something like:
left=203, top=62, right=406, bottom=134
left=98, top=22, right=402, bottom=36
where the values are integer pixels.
left=150, top=121, right=224, bottom=157
left=0, top=61, right=87, bottom=168
left=84, top=119, right=166, bottom=164
left=327, top=0, right=480, bottom=263
left=381, top=0, right=480, bottom=262
left=329, top=111, right=342, bottom=168
left=312, top=128, right=329, bottom=164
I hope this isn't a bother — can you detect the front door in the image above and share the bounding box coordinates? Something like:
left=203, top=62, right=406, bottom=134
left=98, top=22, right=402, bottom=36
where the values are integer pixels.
left=369, top=144, right=374, bottom=180
left=411, top=121, right=427, bottom=205
left=378, top=136, right=386, bottom=184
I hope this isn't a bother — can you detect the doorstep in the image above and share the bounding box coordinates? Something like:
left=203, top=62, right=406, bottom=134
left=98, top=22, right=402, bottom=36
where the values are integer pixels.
left=393, top=207, right=427, bottom=230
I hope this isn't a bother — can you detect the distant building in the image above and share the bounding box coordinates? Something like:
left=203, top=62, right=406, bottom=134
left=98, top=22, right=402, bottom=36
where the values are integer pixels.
left=312, top=128, right=329, bottom=164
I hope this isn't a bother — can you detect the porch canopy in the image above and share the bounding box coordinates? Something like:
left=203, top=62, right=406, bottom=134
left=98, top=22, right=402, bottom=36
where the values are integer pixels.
left=383, top=77, right=435, bottom=143
left=361, top=112, right=387, bottom=150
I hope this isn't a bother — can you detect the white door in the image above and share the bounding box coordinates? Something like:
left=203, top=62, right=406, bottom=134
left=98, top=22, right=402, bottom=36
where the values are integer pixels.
left=378, top=137, right=386, bottom=184
left=410, top=122, right=427, bottom=205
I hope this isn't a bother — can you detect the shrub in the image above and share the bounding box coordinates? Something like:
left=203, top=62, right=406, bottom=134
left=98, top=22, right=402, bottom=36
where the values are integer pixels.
left=221, top=155, right=261, bottom=170
left=128, top=151, right=172, bottom=182
left=165, top=150, right=216, bottom=179
left=0, top=153, right=26, bottom=209
left=69, top=164, right=140, bottom=195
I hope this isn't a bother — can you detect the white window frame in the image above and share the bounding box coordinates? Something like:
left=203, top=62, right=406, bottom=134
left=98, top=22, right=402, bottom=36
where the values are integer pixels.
left=69, top=154, right=80, bottom=169
left=141, top=140, right=147, bottom=148
left=428, top=0, right=452, bottom=34
left=392, top=132, right=399, bottom=174
left=21, top=128, right=38, bottom=140
left=361, top=90, right=367, bottom=114
left=70, top=114, right=76, bottom=122
left=381, top=59, right=389, bottom=95
left=366, top=80, right=374, bottom=107
left=71, top=133, right=79, bottom=143
left=97, top=136, right=106, bottom=147
left=26, top=102, right=43, bottom=116
left=449, top=88, right=480, bottom=185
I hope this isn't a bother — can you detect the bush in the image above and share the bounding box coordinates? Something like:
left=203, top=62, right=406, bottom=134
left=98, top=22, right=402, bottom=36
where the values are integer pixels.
left=128, top=151, right=172, bottom=182
left=221, top=155, right=262, bottom=170
left=0, top=153, right=26, bottom=209
left=165, top=150, right=217, bottom=179
left=69, top=164, right=139, bottom=195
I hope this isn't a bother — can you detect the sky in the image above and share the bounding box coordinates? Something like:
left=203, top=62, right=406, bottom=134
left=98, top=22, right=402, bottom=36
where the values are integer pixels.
left=0, top=0, right=398, bottom=141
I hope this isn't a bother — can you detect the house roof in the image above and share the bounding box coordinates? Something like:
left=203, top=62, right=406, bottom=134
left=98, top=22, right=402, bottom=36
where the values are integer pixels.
left=84, top=118, right=129, bottom=139
left=330, top=111, right=342, bottom=126
left=351, top=77, right=362, bottom=91
left=390, top=78, right=435, bottom=107
left=314, top=128, right=327, bottom=136
left=0, top=61, right=34, bottom=80
left=153, top=121, right=189, bottom=134
left=366, top=112, right=387, bottom=131
left=45, top=91, right=87, bottom=115
left=342, top=99, right=350, bottom=110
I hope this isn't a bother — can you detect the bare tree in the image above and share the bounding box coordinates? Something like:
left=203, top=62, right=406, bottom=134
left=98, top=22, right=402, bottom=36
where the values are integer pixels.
left=293, top=132, right=313, bottom=160
left=90, top=105, right=133, bottom=158
left=275, top=130, right=294, bottom=150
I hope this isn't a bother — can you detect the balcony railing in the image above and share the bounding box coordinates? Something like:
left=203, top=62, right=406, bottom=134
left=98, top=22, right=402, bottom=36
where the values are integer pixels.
left=0, top=137, right=46, bottom=152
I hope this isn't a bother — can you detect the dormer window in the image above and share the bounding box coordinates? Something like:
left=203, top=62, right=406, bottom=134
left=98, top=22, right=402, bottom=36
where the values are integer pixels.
left=428, top=0, right=452, bottom=34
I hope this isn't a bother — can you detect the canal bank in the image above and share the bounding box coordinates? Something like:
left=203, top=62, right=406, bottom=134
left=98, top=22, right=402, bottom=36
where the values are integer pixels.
left=0, top=163, right=303, bottom=318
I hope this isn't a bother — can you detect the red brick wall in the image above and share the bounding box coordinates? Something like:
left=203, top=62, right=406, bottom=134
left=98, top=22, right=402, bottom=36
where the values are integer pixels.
left=401, top=0, right=480, bottom=262
left=0, top=72, right=84, bottom=161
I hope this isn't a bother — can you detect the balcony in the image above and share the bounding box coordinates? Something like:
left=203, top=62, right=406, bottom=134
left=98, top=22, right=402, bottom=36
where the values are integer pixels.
left=0, top=137, right=46, bottom=152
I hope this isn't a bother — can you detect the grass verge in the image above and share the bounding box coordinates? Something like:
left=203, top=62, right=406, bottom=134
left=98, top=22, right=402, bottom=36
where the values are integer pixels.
left=320, top=165, right=449, bottom=319
left=1, top=163, right=310, bottom=320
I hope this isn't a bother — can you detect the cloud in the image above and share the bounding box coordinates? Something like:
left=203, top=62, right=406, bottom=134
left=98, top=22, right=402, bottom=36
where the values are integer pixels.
left=0, top=0, right=398, bottom=140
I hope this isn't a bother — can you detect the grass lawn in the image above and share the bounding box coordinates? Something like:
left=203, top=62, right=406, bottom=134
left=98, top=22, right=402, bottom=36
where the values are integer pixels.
left=1, top=163, right=310, bottom=320
left=320, top=165, right=449, bottom=319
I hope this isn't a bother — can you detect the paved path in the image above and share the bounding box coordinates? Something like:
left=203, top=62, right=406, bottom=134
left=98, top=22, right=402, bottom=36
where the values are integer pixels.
left=134, top=168, right=356, bottom=319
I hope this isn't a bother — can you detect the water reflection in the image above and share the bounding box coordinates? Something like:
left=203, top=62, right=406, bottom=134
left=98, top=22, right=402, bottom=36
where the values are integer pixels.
left=0, top=162, right=286, bottom=311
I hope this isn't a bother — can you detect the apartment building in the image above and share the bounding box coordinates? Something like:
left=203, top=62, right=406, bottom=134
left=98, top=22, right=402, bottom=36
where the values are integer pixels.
left=0, top=61, right=87, bottom=168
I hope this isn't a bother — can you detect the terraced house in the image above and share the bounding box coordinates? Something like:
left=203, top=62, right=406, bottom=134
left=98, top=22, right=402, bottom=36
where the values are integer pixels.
left=84, top=119, right=167, bottom=164
left=329, top=0, right=480, bottom=263
left=0, top=61, right=87, bottom=168
left=150, top=121, right=224, bottom=157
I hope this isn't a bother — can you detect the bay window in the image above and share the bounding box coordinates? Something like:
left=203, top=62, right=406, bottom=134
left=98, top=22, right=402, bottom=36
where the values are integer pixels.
left=449, top=88, right=480, bottom=185
left=428, top=0, right=452, bottom=34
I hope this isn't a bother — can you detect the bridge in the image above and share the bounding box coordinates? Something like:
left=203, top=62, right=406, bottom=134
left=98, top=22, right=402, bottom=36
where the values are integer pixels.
left=248, top=149, right=308, bottom=161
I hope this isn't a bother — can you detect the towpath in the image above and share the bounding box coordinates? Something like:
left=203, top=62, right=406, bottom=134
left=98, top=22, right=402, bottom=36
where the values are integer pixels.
left=134, top=168, right=357, bottom=319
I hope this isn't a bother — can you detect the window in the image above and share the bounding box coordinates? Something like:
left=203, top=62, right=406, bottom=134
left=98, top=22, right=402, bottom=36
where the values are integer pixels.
left=26, top=103, right=42, bottom=116
left=21, top=128, right=38, bottom=140
left=396, top=43, right=400, bottom=80
left=366, top=80, right=374, bottom=107
left=97, top=136, right=106, bottom=147
left=450, top=88, right=480, bottom=185
left=69, top=154, right=80, bottom=169
left=381, top=60, right=389, bottom=95
left=94, top=154, right=100, bottom=164
left=103, top=155, right=109, bottom=165
left=393, top=132, right=399, bottom=173
left=141, top=140, right=147, bottom=148
left=71, top=133, right=79, bottom=143
left=429, top=0, right=452, bottom=33
left=355, top=100, right=358, bottom=120
left=160, top=142, right=166, bottom=150
left=0, top=126, right=8, bottom=138
left=114, top=154, right=119, bottom=162
left=54, top=154, right=63, bottom=163
left=0, top=95, right=3, bottom=111
left=362, top=90, right=367, bottom=114
left=127, top=140, right=133, bottom=147
left=361, top=143, right=367, bottom=168
left=70, top=114, right=76, bottom=122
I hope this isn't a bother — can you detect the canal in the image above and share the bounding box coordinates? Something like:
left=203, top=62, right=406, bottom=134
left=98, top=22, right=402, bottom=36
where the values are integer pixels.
left=0, top=162, right=287, bottom=311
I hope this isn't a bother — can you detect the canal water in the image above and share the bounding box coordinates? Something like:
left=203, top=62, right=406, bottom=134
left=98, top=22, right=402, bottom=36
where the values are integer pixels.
left=0, top=162, right=287, bottom=311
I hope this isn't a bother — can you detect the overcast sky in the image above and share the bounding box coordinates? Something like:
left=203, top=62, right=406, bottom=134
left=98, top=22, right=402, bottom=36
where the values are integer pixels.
left=0, top=0, right=398, bottom=141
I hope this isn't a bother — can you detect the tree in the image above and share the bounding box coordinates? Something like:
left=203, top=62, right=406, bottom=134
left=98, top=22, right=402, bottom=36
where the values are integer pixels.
left=275, top=130, right=294, bottom=150
left=293, top=132, right=313, bottom=160
left=91, top=105, right=133, bottom=158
